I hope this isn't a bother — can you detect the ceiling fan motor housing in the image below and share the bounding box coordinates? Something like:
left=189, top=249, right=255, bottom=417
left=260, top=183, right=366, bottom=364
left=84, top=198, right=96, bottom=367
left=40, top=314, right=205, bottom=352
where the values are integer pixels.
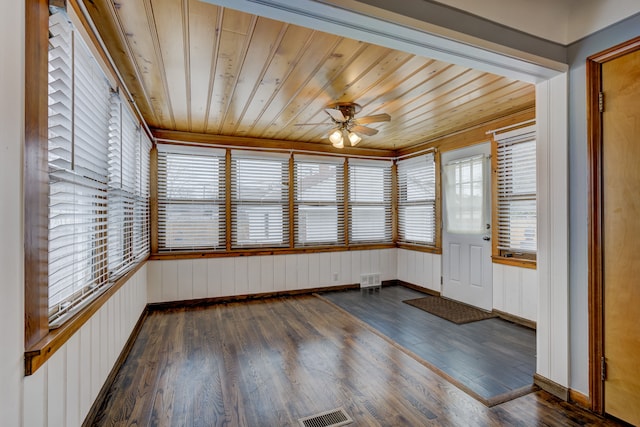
left=329, top=102, right=362, bottom=123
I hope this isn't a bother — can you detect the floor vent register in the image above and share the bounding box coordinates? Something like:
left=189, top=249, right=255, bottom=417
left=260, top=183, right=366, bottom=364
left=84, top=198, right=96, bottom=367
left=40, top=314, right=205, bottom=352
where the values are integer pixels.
left=298, top=407, right=353, bottom=427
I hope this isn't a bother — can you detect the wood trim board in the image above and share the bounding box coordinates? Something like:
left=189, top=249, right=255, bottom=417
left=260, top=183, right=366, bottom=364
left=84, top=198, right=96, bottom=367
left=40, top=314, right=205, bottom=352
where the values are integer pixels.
left=586, top=36, right=640, bottom=415
left=24, top=0, right=50, bottom=351
left=534, top=373, right=568, bottom=401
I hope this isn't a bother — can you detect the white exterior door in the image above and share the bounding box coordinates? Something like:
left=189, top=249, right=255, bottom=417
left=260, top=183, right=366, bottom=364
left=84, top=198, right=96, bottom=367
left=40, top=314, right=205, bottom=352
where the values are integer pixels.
left=441, top=143, right=492, bottom=310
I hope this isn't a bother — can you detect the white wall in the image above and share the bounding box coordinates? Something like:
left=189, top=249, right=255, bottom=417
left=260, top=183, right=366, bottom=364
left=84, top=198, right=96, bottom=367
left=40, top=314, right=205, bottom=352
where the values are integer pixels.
left=147, top=249, right=397, bottom=303
left=396, top=249, right=441, bottom=292
left=0, top=0, right=25, bottom=425
left=536, top=74, right=569, bottom=389
left=23, top=266, right=148, bottom=427
left=493, top=264, right=537, bottom=321
left=428, top=0, right=640, bottom=44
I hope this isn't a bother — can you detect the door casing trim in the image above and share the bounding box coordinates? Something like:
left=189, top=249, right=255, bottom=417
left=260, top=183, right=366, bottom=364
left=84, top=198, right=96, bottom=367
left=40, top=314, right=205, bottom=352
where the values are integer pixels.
left=587, top=36, right=640, bottom=414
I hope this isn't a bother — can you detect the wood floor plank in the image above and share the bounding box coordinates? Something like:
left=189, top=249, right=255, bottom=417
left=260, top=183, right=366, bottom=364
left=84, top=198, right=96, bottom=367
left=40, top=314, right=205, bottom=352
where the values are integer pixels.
left=88, top=294, right=622, bottom=426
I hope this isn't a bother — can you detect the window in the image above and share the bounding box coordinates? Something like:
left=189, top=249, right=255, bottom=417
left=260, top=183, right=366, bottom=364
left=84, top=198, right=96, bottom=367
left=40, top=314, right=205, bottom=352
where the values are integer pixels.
left=231, top=150, right=289, bottom=248
left=495, top=125, right=536, bottom=259
left=108, top=96, right=151, bottom=276
left=134, top=132, right=152, bottom=260
left=294, top=155, right=344, bottom=246
left=397, top=153, right=436, bottom=245
left=47, top=9, right=150, bottom=327
left=157, top=145, right=226, bottom=251
left=443, top=154, right=485, bottom=234
left=349, top=159, right=392, bottom=243
left=48, top=11, right=111, bottom=326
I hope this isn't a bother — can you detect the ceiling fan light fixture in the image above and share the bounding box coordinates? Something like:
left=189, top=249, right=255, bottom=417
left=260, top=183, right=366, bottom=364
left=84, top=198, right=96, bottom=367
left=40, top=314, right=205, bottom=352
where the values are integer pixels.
left=332, top=138, right=344, bottom=149
left=329, top=129, right=343, bottom=145
left=348, top=131, right=361, bottom=146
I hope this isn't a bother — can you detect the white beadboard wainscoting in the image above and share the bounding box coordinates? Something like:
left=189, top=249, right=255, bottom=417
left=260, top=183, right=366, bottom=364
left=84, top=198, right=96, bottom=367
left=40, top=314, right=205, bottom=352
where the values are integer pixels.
left=23, top=265, right=148, bottom=427
left=147, top=249, right=398, bottom=303
left=148, top=249, right=539, bottom=322
left=396, top=248, right=442, bottom=293
left=493, top=263, right=538, bottom=322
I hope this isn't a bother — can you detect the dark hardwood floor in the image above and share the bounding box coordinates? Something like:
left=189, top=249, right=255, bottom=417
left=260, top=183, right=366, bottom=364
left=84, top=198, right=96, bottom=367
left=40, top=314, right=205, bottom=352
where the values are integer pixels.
left=320, top=286, right=536, bottom=405
left=88, top=294, right=620, bottom=426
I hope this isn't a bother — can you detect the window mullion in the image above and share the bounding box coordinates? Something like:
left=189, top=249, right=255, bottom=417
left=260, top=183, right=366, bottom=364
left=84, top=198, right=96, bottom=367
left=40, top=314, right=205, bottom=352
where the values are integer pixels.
left=344, top=158, right=350, bottom=247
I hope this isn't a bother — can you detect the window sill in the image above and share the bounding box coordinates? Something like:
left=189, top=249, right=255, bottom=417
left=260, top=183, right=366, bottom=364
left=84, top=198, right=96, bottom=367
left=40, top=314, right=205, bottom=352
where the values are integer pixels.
left=24, top=259, right=148, bottom=376
left=492, top=256, right=537, bottom=269
left=396, top=243, right=442, bottom=254
left=149, top=243, right=397, bottom=260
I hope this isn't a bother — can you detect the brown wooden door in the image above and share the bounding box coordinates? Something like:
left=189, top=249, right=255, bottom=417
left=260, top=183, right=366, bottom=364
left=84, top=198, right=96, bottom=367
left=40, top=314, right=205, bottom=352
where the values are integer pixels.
left=602, top=47, right=640, bottom=426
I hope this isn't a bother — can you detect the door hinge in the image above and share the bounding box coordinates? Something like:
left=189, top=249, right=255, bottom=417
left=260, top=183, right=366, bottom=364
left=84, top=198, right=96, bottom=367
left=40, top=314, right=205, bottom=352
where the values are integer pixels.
left=599, top=92, right=604, bottom=113
left=601, top=356, right=607, bottom=381
left=440, top=276, right=443, bottom=285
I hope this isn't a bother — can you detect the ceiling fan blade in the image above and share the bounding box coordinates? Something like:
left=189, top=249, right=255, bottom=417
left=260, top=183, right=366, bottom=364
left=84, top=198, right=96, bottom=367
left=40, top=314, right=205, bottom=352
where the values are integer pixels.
left=351, top=125, right=379, bottom=136
left=293, top=123, right=331, bottom=126
left=325, top=108, right=346, bottom=122
left=355, top=113, right=391, bottom=125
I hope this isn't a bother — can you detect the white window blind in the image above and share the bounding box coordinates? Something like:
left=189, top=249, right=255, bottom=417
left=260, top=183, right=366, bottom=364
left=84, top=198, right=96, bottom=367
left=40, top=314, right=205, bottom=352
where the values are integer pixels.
left=48, top=10, right=112, bottom=325
left=157, top=145, right=226, bottom=251
left=108, top=95, right=151, bottom=276
left=135, top=131, right=152, bottom=259
left=495, top=126, right=537, bottom=255
left=348, top=159, right=392, bottom=243
left=294, top=155, right=345, bottom=246
left=231, top=150, right=289, bottom=248
left=397, top=153, right=436, bottom=245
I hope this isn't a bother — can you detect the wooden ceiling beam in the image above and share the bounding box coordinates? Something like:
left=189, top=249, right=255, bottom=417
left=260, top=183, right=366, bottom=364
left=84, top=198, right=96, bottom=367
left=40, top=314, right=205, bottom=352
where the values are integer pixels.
left=152, top=129, right=396, bottom=157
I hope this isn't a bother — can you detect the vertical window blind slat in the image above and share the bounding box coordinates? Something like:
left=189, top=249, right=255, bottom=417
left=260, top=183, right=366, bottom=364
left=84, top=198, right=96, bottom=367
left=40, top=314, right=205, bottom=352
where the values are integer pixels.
left=349, top=159, right=392, bottom=243
left=397, top=153, right=436, bottom=245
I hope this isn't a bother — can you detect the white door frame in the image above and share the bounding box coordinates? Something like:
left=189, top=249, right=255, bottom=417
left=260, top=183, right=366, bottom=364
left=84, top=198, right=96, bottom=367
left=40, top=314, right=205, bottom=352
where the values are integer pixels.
left=203, top=0, right=570, bottom=391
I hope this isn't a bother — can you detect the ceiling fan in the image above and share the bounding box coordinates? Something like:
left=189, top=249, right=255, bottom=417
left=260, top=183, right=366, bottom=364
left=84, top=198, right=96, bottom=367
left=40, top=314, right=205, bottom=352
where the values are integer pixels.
left=295, top=102, right=391, bottom=148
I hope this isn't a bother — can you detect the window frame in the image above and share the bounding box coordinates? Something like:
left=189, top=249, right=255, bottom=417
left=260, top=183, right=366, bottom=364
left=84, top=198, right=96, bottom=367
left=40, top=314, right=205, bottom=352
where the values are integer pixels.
left=24, top=2, right=151, bottom=375
left=230, top=150, right=290, bottom=249
left=348, top=158, right=393, bottom=244
left=108, top=95, right=151, bottom=279
left=442, top=154, right=486, bottom=235
left=47, top=10, right=113, bottom=327
left=491, top=125, right=537, bottom=266
left=156, top=145, right=227, bottom=252
left=293, top=155, right=346, bottom=247
left=396, top=152, right=438, bottom=247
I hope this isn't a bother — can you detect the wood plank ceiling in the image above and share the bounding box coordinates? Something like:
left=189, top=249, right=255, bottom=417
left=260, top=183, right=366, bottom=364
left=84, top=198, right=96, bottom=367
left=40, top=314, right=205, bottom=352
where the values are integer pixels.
left=84, top=0, right=535, bottom=151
